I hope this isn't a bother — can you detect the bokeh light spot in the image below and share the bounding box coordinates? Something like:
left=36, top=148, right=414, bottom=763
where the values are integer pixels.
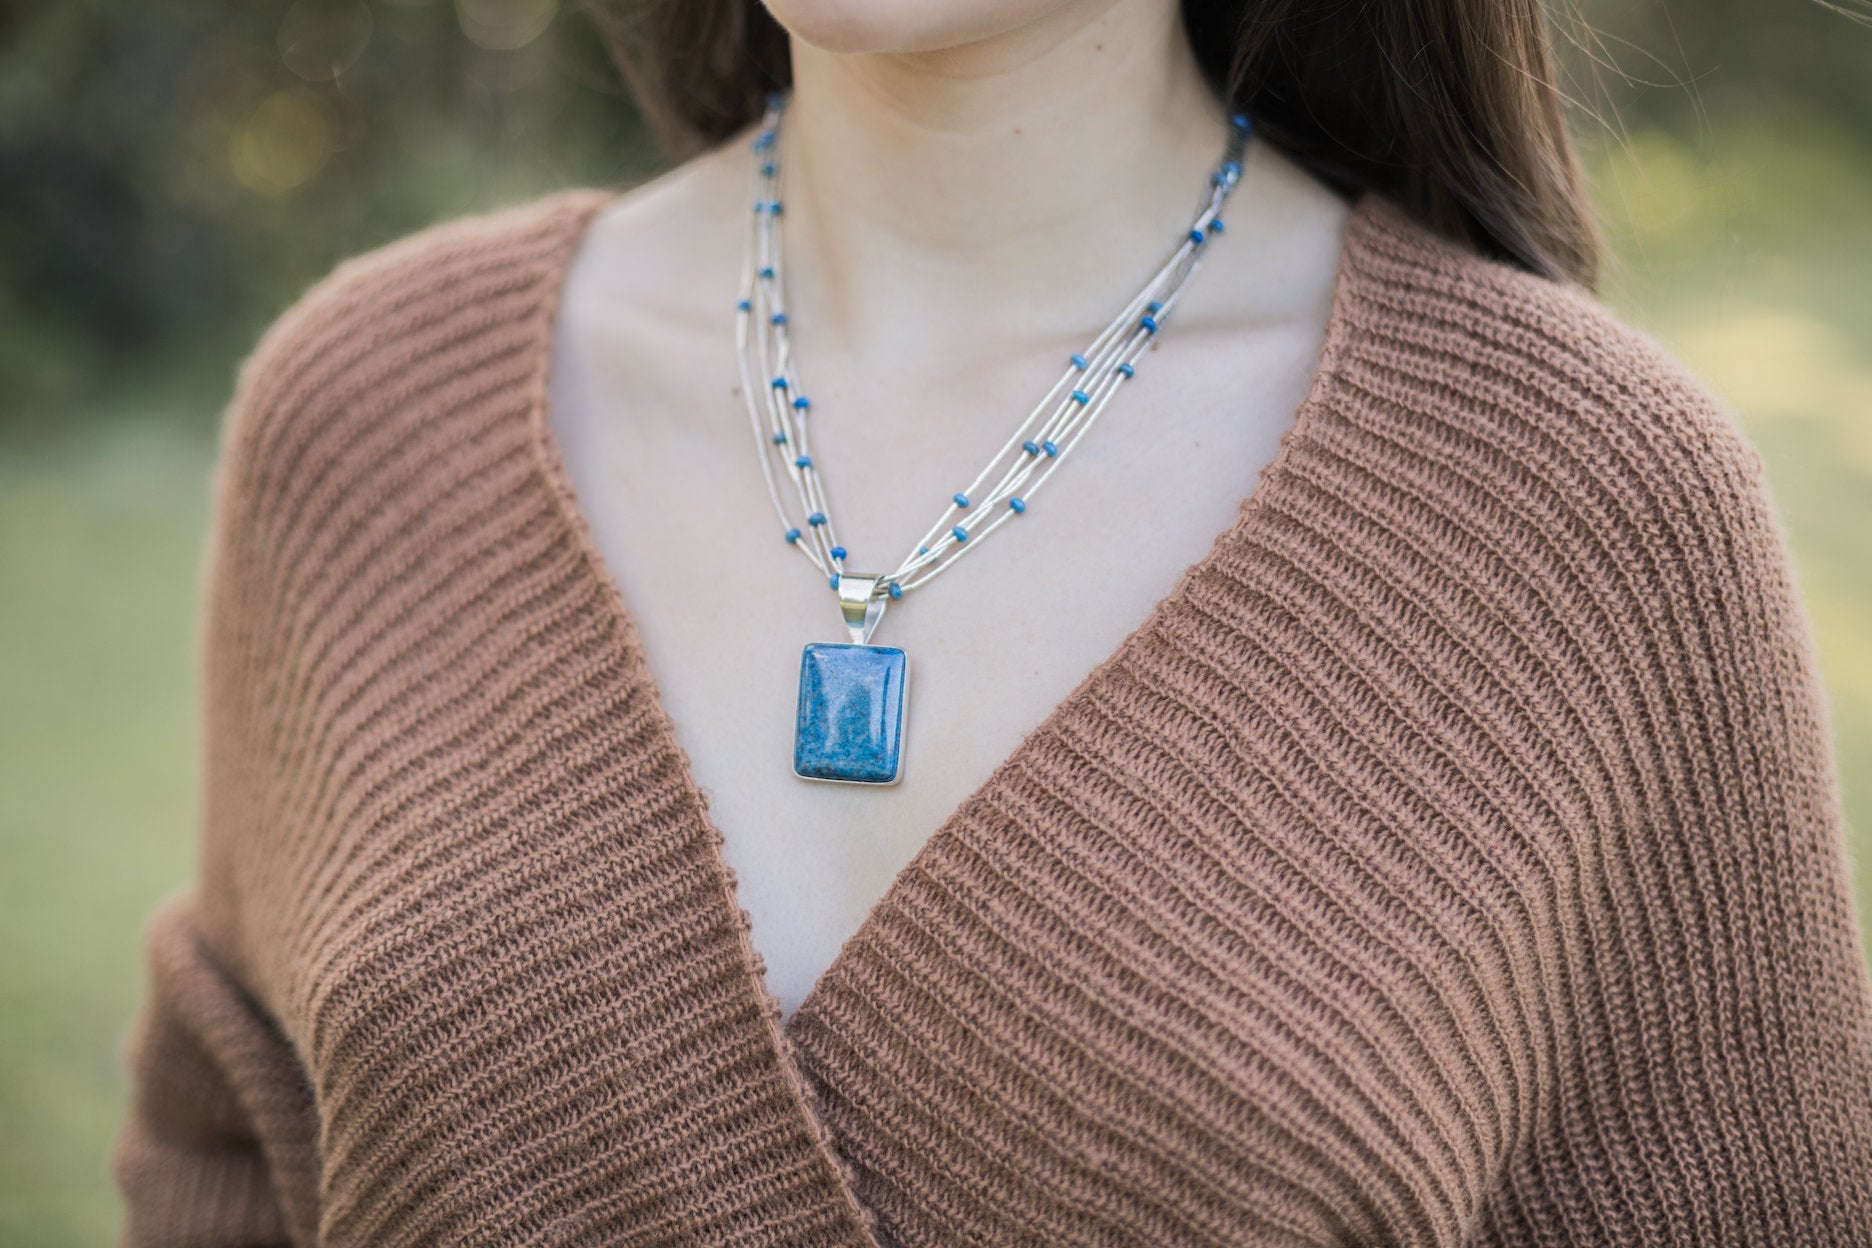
left=455, top=0, right=558, bottom=51
left=279, top=0, right=375, bottom=82
left=233, top=87, right=339, bottom=196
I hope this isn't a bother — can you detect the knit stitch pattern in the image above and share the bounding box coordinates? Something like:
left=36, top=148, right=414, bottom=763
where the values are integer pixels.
left=111, top=186, right=1872, bottom=1246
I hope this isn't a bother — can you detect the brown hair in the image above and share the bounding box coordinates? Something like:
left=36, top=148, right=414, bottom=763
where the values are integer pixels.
left=585, top=0, right=1601, bottom=289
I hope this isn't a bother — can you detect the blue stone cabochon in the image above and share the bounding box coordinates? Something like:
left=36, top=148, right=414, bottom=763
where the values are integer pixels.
left=793, top=642, right=909, bottom=785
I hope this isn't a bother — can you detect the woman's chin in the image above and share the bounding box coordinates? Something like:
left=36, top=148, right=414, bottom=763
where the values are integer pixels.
left=763, top=0, right=1071, bottom=56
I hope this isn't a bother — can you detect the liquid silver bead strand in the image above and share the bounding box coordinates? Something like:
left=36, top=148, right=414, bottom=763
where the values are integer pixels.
left=734, top=89, right=1252, bottom=606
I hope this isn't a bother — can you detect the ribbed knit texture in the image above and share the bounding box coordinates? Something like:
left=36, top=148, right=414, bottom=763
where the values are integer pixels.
left=111, top=185, right=1872, bottom=1246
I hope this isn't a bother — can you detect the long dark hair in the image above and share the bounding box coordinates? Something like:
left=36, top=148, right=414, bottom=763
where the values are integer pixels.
left=585, top=0, right=1601, bottom=289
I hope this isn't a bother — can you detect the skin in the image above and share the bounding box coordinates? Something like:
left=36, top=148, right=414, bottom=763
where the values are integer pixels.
left=547, top=0, right=1352, bottom=1020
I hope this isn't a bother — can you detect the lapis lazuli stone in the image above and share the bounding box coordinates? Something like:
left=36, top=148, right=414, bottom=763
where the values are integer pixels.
left=794, top=643, right=907, bottom=784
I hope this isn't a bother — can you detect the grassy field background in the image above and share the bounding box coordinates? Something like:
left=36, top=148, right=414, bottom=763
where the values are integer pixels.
left=3, top=57, right=1870, bottom=1248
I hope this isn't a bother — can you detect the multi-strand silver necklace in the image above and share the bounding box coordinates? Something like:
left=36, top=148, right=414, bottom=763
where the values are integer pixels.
left=736, top=89, right=1251, bottom=786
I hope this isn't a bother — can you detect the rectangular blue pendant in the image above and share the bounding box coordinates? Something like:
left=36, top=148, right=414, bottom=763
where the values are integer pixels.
left=793, top=642, right=908, bottom=785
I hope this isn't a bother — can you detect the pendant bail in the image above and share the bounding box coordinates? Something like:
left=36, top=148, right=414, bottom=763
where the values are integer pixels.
left=836, top=573, right=886, bottom=645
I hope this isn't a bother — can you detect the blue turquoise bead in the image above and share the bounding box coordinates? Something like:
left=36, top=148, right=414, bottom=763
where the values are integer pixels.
left=888, top=582, right=903, bottom=599
left=1188, top=228, right=1204, bottom=244
left=953, top=493, right=970, bottom=508
left=1146, top=299, right=1162, bottom=313
left=785, top=527, right=801, bottom=543
left=808, top=512, right=827, bottom=526
left=1140, top=315, right=1158, bottom=334
left=759, top=265, right=775, bottom=279
left=951, top=525, right=969, bottom=543
left=1009, top=497, right=1026, bottom=513
left=1042, top=440, right=1059, bottom=456
left=772, top=431, right=787, bottom=444
left=1231, top=112, right=1250, bottom=132
left=1023, top=440, right=1041, bottom=456
left=830, top=545, right=846, bottom=560
left=1210, top=218, right=1225, bottom=233
left=771, top=312, right=787, bottom=326
left=1117, top=362, right=1135, bottom=377
left=792, top=395, right=811, bottom=410
left=1071, top=353, right=1088, bottom=370
left=1071, top=389, right=1089, bottom=404
left=771, top=376, right=787, bottom=388
left=918, top=545, right=929, bottom=555
left=762, top=162, right=777, bottom=176
left=795, top=455, right=812, bottom=469
left=736, top=298, right=751, bottom=311
left=830, top=573, right=840, bottom=589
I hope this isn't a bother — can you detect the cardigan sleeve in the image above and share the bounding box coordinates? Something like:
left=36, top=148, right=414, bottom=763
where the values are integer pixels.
left=1477, top=354, right=1872, bottom=1243
left=111, top=898, right=318, bottom=1247
left=109, top=252, right=346, bottom=1245
left=106, top=193, right=591, bottom=1245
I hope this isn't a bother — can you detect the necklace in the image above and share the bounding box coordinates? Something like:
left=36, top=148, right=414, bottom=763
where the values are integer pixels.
left=736, top=89, right=1251, bottom=786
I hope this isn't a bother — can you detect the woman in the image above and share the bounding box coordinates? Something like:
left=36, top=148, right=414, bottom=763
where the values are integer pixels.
left=113, top=0, right=1872, bottom=1244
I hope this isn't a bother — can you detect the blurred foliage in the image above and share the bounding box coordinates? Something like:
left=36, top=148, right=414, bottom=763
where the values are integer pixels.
left=1, top=1, right=1870, bottom=1245
left=1, top=0, right=655, bottom=433
left=1561, top=0, right=1872, bottom=129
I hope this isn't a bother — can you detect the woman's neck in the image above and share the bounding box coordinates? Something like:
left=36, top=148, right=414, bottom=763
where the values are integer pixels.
left=775, top=2, right=1234, bottom=374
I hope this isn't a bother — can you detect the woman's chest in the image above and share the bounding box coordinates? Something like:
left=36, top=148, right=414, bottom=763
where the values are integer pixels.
left=543, top=318, right=1319, bottom=1014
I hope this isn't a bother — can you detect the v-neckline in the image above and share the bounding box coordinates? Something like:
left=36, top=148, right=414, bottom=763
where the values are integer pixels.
left=522, top=179, right=1375, bottom=1231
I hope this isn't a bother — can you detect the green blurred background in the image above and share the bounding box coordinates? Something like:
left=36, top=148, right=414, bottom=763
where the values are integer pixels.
left=2, top=1, right=1869, bottom=1240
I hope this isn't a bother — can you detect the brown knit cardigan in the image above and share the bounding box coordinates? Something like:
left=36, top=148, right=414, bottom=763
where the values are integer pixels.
left=111, top=186, right=1872, bottom=1246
